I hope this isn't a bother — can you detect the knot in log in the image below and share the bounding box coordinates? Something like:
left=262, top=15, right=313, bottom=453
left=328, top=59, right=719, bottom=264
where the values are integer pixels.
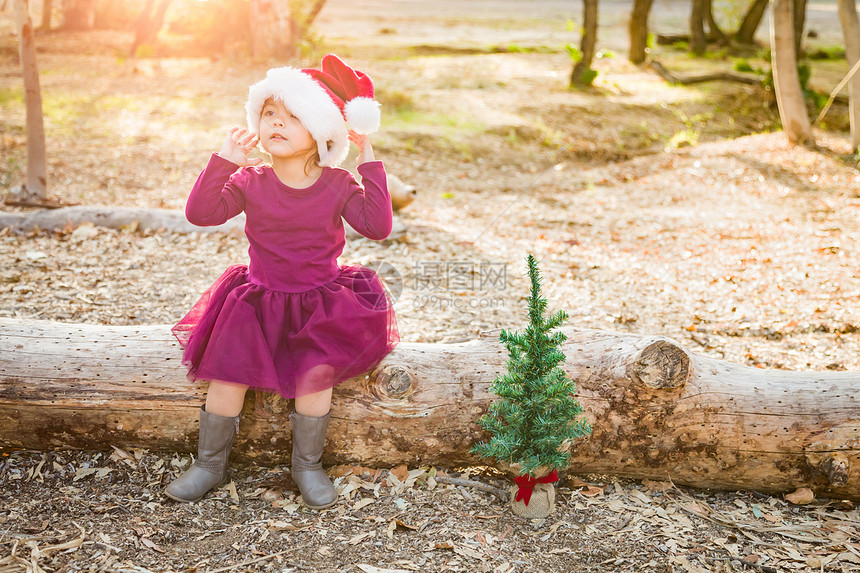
left=632, top=338, right=690, bottom=389
left=823, top=456, right=850, bottom=487
left=367, top=364, right=416, bottom=400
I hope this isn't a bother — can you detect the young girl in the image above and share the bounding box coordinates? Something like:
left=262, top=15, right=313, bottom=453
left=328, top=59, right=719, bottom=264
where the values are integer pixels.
left=166, top=55, right=399, bottom=509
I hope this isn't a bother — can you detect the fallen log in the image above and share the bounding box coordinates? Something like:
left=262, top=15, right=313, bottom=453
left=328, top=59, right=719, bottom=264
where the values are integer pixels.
left=1, top=318, right=858, bottom=500
left=0, top=205, right=406, bottom=238
left=0, top=205, right=243, bottom=234
left=0, top=175, right=413, bottom=236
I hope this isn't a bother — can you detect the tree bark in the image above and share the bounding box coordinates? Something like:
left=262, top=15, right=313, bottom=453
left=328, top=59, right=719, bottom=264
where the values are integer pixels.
left=40, top=0, right=52, bottom=30
left=794, top=0, right=807, bottom=56
left=570, top=0, right=598, bottom=87
left=735, top=0, right=769, bottom=45
left=628, top=0, right=654, bottom=64
left=249, top=0, right=296, bottom=60
left=129, top=0, right=172, bottom=57
left=1, top=320, right=859, bottom=500
left=838, top=0, right=860, bottom=151
left=704, top=0, right=727, bottom=43
left=297, top=0, right=326, bottom=37
left=12, top=0, right=48, bottom=202
left=60, top=0, right=95, bottom=30
left=690, top=0, right=707, bottom=55
left=770, top=0, right=813, bottom=144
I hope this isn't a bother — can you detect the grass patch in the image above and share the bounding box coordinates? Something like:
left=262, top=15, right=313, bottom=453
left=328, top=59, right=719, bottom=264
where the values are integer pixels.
left=376, top=89, right=416, bottom=114
left=409, top=43, right=561, bottom=57
left=0, top=88, right=24, bottom=108
left=40, top=93, right=144, bottom=132
left=384, top=109, right=486, bottom=136
left=807, top=45, right=846, bottom=61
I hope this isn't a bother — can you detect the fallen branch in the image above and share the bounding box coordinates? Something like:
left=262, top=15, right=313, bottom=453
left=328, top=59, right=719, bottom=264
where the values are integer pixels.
left=813, top=57, right=860, bottom=126
left=706, top=556, right=779, bottom=573
left=647, top=59, right=762, bottom=86
left=206, top=546, right=306, bottom=573
left=435, top=476, right=510, bottom=502
left=655, top=33, right=727, bottom=45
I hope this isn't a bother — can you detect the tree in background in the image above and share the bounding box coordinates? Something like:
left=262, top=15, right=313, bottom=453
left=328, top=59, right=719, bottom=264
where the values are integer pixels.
left=250, top=0, right=327, bottom=59
left=11, top=0, right=47, bottom=203
left=704, top=0, right=728, bottom=43
left=690, top=0, right=707, bottom=55
left=626, top=0, right=771, bottom=62
left=569, top=0, right=598, bottom=87
left=771, top=0, right=813, bottom=144
left=735, top=0, right=768, bottom=45
left=165, top=0, right=326, bottom=59
left=837, top=0, right=860, bottom=151
left=129, top=0, right=172, bottom=57
left=249, top=0, right=295, bottom=59
left=628, top=0, right=654, bottom=64
left=60, top=0, right=95, bottom=30
left=794, top=0, right=807, bottom=56
left=40, top=0, right=53, bottom=30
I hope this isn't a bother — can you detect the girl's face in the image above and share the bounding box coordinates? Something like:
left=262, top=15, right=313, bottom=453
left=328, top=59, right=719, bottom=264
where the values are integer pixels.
left=258, top=98, right=316, bottom=160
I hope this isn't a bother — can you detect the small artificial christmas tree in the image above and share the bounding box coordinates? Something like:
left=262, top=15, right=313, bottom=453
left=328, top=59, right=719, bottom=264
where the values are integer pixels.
left=473, top=254, right=591, bottom=517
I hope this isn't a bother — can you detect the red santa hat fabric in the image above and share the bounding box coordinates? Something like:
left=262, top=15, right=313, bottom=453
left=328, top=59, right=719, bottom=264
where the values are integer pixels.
left=245, top=54, right=381, bottom=167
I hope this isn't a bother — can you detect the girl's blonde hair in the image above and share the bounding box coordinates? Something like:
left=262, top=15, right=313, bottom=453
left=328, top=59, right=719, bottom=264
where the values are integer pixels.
left=304, top=149, right=321, bottom=176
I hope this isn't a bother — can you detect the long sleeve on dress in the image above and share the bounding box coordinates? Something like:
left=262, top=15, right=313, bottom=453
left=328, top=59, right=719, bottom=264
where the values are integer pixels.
left=185, top=154, right=246, bottom=226
left=341, top=161, right=393, bottom=241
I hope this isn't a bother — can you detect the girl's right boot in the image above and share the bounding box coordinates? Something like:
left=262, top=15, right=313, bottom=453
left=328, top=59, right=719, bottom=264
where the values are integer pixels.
left=165, top=406, right=239, bottom=503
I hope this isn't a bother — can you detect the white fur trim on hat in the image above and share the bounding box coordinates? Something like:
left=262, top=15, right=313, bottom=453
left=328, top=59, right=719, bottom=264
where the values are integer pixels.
left=344, top=96, right=381, bottom=134
left=245, top=67, right=349, bottom=167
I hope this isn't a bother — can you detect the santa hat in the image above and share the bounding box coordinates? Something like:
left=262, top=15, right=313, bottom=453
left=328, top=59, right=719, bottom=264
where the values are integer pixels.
left=245, top=54, right=381, bottom=167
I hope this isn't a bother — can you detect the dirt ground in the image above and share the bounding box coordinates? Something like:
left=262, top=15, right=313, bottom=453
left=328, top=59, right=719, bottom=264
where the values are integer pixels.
left=2, top=1, right=860, bottom=572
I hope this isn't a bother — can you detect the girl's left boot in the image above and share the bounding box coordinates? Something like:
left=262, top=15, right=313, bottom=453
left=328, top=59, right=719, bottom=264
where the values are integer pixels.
left=290, top=410, right=338, bottom=509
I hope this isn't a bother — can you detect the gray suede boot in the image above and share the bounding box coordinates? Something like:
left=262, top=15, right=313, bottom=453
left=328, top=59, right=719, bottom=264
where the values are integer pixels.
left=165, top=406, right=239, bottom=503
left=290, top=411, right=337, bottom=510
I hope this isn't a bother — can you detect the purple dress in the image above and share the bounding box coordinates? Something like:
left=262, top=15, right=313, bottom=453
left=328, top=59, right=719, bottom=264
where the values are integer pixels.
left=172, top=154, right=399, bottom=399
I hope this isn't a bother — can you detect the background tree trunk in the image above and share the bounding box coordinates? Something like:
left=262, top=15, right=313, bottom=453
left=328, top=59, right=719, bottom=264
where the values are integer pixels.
left=735, top=0, right=769, bottom=45
left=704, top=0, right=727, bottom=44
left=12, top=0, right=47, bottom=202
left=249, top=0, right=296, bottom=60
left=2, top=320, right=859, bottom=500
left=628, top=0, right=654, bottom=64
left=296, top=0, right=326, bottom=37
left=770, top=0, right=813, bottom=144
left=570, top=0, right=598, bottom=86
left=838, top=0, right=860, bottom=151
left=690, top=0, right=707, bottom=55
left=60, top=0, right=95, bottom=30
left=40, top=0, right=52, bottom=30
left=129, top=0, right=172, bottom=57
left=793, top=0, right=807, bottom=56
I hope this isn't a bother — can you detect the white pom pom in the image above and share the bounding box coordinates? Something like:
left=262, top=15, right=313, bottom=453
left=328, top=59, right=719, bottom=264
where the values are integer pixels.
left=344, top=97, right=381, bottom=134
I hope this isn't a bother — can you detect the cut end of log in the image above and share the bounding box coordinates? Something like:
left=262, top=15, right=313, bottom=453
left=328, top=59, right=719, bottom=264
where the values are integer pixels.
left=632, top=339, right=691, bottom=389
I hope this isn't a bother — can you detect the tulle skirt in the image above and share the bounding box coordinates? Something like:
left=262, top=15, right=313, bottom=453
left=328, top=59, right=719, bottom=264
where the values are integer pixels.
left=172, top=264, right=399, bottom=399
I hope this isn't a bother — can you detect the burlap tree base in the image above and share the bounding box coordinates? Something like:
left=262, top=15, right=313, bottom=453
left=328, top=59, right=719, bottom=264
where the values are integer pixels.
left=509, top=482, right=556, bottom=518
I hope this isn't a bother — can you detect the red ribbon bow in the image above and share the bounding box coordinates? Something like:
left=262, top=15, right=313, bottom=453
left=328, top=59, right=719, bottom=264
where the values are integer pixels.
left=514, top=469, right=559, bottom=506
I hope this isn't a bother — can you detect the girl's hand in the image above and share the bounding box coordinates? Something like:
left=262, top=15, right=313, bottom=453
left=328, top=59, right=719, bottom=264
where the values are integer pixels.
left=349, top=130, right=375, bottom=164
left=218, top=127, right=263, bottom=167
